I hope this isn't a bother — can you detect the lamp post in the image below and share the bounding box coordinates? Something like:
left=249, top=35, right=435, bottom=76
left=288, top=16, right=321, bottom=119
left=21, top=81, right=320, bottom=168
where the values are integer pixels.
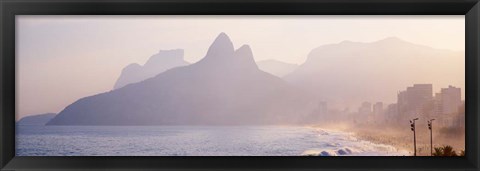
left=410, top=118, right=419, bottom=156
left=428, top=119, right=435, bottom=156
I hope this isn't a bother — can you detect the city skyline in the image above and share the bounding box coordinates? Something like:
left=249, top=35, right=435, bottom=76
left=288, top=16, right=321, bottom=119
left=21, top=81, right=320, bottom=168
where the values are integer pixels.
left=351, top=84, right=463, bottom=125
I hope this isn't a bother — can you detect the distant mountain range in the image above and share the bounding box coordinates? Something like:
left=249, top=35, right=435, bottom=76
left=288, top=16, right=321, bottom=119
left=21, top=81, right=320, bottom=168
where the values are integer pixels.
left=114, top=51, right=298, bottom=88
left=45, top=34, right=463, bottom=125
left=257, top=60, right=298, bottom=77
left=17, top=113, right=56, bottom=126
left=47, top=33, right=316, bottom=125
left=113, top=49, right=190, bottom=89
left=284, top=37, right=464, bottom=109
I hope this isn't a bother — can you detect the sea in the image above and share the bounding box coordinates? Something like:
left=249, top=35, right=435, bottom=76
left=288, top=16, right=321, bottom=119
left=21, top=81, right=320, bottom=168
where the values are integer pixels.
left=16, top=125, right=409, bottom=156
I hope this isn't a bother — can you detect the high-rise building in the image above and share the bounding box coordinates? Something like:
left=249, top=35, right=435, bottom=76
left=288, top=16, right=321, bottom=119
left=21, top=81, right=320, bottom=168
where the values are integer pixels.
left=397, top=91, right=408, bottom=115
left=440, top=86, right=462, bottom=114
left=433, top=92, right=442, bottom=116
left=358, top=102, right=372, bottom=115
left=397, top=84, right=433, bottom=117
left=434, top=85, right=462, bottom=116
left=406, top=84, right=433, bottom=111
left=373, top=102, right=383, bottom=115
left=385, top=103, right=398, bottom=122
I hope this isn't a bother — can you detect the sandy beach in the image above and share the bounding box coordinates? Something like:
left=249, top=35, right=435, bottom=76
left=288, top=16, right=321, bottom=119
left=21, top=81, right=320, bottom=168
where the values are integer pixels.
left=312, top=122, right=465, bottom=156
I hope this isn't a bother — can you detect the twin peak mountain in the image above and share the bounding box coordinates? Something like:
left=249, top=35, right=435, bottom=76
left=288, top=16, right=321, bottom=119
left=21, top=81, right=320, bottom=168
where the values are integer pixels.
left=113, top=33, right=255, bottom=89
left=197, top=32, right=258, bottom=71
left=47, top=33, right=315, bottom=125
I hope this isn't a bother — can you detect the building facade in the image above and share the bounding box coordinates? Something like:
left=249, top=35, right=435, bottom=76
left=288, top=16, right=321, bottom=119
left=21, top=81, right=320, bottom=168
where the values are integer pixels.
left=433, top=86, right=462, bottom=127
left=397, top=84, right=433, bottom=119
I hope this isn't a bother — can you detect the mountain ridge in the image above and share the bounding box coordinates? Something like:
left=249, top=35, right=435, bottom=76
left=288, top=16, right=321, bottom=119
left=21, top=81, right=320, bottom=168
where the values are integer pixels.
left=285, top=37, right=464, bottom=109
left=47, top=33, right=316, bottom=125
left=113, top=49, right=190, bottom=89
left=256, top=59, right=298, bottom=77
left=17, top=113, right=56, bottom=126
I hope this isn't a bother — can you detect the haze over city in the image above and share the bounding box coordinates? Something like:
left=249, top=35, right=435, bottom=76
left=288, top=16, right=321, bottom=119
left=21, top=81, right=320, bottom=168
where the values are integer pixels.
left=16, top=15, right=464, bottom=119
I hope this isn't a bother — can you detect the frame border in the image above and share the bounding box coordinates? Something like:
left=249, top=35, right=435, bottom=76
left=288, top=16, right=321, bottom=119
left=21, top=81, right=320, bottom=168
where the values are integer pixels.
left=1, top=0, right=479, bottom=170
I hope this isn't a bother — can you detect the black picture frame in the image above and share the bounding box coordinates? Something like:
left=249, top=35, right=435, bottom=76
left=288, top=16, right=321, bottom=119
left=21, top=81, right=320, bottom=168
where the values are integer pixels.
left=1, top=0, right=479, bottom=170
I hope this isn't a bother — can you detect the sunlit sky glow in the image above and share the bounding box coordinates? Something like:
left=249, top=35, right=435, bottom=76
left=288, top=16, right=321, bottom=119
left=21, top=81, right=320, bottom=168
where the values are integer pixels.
left=16, top=15, right=465, bottom=119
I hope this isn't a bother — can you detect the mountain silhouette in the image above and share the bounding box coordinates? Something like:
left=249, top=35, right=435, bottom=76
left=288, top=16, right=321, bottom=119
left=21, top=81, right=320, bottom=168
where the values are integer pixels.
left=47, top=33, right=316, bottom=125
left=284, top=37, right=464, bottom=109
left=17, top=113, right=56, bottom=126
left=113, top=49, right=190, bottom=89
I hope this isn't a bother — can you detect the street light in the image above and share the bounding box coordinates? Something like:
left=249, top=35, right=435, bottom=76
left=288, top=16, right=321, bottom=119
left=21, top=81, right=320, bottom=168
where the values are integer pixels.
left=428, top=119, right=435, bottom=156
left=410, top=118, right=419, bottom=156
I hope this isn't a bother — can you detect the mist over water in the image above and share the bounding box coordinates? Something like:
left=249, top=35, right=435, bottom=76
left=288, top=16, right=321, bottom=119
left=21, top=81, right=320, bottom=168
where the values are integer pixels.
left=16, top=126, right=408, bottom=156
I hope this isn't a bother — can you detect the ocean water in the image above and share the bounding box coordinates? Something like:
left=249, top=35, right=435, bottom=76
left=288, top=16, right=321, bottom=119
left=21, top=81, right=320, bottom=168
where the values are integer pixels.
left=16, top=126, right=409, bottom=156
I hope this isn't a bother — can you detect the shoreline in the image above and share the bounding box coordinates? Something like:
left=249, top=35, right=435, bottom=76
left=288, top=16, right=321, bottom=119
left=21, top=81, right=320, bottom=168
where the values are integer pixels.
left=310, top=124, right=417, bottom=156
left=345, top=127, right=414, bottom=156
left=310, top=122, right=464, bottom=156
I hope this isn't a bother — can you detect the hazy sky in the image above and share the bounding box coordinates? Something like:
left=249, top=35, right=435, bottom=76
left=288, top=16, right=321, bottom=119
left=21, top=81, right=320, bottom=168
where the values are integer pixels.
left=16, top=15, right=464, bottom=119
